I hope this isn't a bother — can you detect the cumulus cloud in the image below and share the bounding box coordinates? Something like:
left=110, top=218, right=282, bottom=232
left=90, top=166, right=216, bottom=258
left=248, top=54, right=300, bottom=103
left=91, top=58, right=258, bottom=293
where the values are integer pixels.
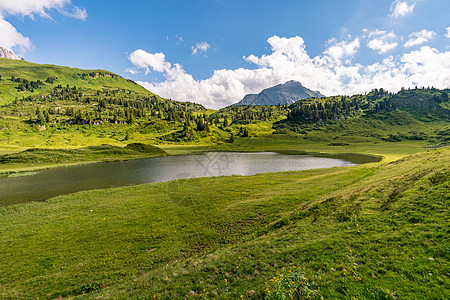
left=446, top=27, right=450, bottom=39
left=129, top=49, right=171, bottom=73
left=0, top=0, right=87, bottom=50
left=390, top=0, right=415, bottom=18
left=129, top=35, right=450, bottom=109
left=404, top=29, right=436, bottom=48
left=367, top=30, right=398, bottom=54
left=191, top=41, right=211, bottom=55
left=0, top=17, right=32, bottom=50
left=324, top=37, right=360, bottom=63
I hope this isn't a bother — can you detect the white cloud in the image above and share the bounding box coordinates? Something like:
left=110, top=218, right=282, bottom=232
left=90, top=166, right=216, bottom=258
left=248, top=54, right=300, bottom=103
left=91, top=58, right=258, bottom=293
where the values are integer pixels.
left=390, top=0, right=416, bottom=18
left=129, top=36, right=450, bottom=109
left=324, top=37, right=360, bottom=63
left=404, top=29, right=436, bottom=48
left=129, top=49, right=171, bottom=73
left=367, top=30, right=398, bottom=54
left=446, top=27, right=450, bottom=39
left=0, top=18, right=32, bottom=50
left=125, top=68, right=138, bottom=75
left=0, top=0, right=86, bottom=51
left=61, top=6, right=87, bottom=21
left=0, top=0, right=68, bottom=18
left=191, top=41, right=211, bottom=55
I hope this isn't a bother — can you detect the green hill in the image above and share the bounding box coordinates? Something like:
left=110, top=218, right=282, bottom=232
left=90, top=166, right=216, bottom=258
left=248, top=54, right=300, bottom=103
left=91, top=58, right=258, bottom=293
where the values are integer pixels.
left=0, top=58, right=152, bottom=104
left=0, top=58, right=210, bottom=153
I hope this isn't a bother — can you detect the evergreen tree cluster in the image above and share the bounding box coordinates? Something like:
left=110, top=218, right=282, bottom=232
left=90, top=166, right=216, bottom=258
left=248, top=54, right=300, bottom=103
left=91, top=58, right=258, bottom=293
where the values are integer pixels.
left=11, top=76, right=44, bottom=92
left=45, top=77, right=57, bottom=84
left=286, top=92, right=401, bottom=124
left=287, top=96, right=362, bottom=123
left=211, top=105, right=287, bottom=125
left=18, top=85, right=205, bottom=126
left=238, top=126, right=249, bottom=137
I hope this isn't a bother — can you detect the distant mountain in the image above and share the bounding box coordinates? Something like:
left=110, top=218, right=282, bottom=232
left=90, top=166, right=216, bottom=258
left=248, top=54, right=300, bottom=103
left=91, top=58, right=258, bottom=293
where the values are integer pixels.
left=235, top=80, right=324, bottom=106
left=0, top=47, right=20, bottom=60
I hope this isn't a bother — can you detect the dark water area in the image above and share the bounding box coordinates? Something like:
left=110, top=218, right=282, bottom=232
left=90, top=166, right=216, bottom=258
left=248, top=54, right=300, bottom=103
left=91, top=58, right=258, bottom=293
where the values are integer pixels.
left=0, top=152, right=377, bottom=206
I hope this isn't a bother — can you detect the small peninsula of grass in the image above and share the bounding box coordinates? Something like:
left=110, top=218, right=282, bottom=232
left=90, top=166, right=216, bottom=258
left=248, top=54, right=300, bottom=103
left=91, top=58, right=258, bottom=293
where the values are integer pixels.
left=0, top=143, right=167, bottom=174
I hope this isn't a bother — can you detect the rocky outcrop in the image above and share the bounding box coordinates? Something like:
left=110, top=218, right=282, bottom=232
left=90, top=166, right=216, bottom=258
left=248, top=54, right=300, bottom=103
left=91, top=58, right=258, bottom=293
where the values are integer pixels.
left=0, top=47, right=20, bottom=60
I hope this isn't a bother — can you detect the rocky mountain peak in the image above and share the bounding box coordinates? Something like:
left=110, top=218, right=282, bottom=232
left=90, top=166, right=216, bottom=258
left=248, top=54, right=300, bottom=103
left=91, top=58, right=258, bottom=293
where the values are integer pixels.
left=235, top=80, right=324, bottom=106
left=0, top=47, right=21, bottom=60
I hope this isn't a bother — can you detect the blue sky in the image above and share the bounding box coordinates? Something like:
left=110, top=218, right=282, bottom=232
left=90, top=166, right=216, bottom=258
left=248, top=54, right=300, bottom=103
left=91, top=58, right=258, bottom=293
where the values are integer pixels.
left=1, top=0, right=449, bottom=108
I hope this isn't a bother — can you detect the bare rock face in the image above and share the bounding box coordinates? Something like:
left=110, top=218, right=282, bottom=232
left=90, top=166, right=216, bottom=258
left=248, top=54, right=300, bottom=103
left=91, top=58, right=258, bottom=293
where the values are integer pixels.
left=0, top=47, right=20, bottom=60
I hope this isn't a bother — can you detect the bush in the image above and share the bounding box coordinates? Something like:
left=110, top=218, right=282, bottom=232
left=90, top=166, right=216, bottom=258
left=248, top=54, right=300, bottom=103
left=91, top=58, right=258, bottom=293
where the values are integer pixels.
left=125, top=143, right=167, bottom=155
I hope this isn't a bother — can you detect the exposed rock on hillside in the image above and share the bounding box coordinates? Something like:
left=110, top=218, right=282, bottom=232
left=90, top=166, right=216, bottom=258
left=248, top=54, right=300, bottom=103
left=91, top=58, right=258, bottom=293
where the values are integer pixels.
left=0, top=47, right=20, bottom=60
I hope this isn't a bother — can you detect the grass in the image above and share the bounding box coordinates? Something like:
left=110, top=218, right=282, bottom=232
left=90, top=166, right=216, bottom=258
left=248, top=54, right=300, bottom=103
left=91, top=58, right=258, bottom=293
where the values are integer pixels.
left=0, top=58, right=152, bottom=104
left=0, top=148, right=448, bottom=299
left=0, top=143, right=166, bottom=173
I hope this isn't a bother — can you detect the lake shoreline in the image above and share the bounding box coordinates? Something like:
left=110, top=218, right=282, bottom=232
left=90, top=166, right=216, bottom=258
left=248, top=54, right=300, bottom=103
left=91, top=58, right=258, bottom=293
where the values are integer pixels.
left=1, top=151, right=362, bottom=206
left=0, top=143, right=387, bottom=176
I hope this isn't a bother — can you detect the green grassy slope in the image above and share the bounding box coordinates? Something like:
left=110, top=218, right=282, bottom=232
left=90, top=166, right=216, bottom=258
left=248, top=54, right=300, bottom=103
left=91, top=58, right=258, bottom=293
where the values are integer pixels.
left=0, top=148, right=448, bottom=299
left=0, top=58, right=152, bottom=103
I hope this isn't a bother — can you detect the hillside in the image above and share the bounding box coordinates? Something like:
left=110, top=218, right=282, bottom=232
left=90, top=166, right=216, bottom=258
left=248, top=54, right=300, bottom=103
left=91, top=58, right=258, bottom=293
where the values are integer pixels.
left=0, top=84, right=449, bottom=168
left=235, top=80, right=324, bottom=106
left=0, top=58, right=212, bottom=153
left=0, top=58, right=153, bottom=104
left=211, top=87, right=450, bottom=146
left=0, top=148, right=448, bottom=299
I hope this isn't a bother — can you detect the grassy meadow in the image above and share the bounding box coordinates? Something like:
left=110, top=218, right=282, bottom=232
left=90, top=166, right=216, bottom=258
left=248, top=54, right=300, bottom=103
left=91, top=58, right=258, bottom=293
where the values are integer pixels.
left=0, top=148, right=448, bottom=299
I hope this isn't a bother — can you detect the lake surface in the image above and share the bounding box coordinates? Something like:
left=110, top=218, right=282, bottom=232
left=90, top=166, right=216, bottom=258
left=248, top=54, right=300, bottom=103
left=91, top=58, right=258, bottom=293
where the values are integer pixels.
left=0, top=152, right=375, bottom=206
